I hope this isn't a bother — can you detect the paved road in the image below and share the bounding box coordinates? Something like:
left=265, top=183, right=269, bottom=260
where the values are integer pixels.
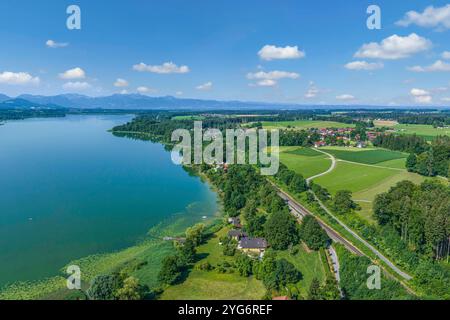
left=275, top=184, right=416, bottom=294
left=304, top=148, right=412, bottom=279
left=276, top=187, right=363, bottom=256
left=313, top=193, right=413, bottom=280
left=328, top=246, right=344, bottom=298
left=306, top=148, right=337, bottom=184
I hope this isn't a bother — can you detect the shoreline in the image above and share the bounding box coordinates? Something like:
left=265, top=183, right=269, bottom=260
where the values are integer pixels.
left=0, top=133, right=222, bottom=300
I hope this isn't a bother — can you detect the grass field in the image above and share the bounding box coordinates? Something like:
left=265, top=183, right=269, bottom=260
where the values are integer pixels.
left=321, top=147, right=407, bottom=165
left=313, top=161, right=399, bottom=195
left=275, top=246, right=326, bottom=297
left=160, top=228, right=266, bottom=300
left=374, top=122, right=450, bottom=141
left=172, top=115, right=206, bottom=121
left=280, top=147, right=331, bottom=179
left=260, top=120, right=355, bottom=130
left=279, top=146, right=433, bottom=223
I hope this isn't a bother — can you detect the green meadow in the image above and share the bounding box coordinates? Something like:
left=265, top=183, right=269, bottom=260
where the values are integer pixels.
left=280, top=147, right=331, bottom=179
left=374, top=122, right=450, bottom=141
left=160, top=227, right=327, bottom=300
left=279, top=146, right=434, bottom=222
left=275, top=246, right=326, bottom=297
left=320, top=147, right=407, bottom=165
left=172, top=115, right=206, bottom=121
left=260, top=120, right=355, bottom=130
left=160, top=228, right=266, bottom=300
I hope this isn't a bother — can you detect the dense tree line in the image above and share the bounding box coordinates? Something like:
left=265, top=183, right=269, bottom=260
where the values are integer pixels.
left=374, top=134, right=449, bottom=178
left=373, top=134, right=429, bottom=154
left=0, top=109, right=67, bottom=121
left=373, top=180, right=450, bottom=260
left=406, top=136, right=450, bottom=177
left=158, top=224, right=205, bottom=285
left=299, top=216, right=330, bottom=250
left=336, top=245, right=411, bottom=300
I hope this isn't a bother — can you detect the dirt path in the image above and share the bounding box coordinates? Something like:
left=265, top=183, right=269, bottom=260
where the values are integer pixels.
left=306, top=148, right=337, bottom=184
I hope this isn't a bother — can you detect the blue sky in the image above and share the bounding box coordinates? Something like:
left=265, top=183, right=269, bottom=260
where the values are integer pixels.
left=0, top=0, right=450, bottom=106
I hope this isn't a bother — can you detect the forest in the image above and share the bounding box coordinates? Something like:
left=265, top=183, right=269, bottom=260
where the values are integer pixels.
left=374, top=134, right=450, bottom=178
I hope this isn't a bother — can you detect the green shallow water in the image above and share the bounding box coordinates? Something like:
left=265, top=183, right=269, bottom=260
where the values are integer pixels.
left=0, top=115, right=218, bottom=286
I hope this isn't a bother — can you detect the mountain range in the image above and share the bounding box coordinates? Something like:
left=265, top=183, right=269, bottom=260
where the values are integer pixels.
left=0, top=93, right=448, bottom=111
left=0, top=93, right=289, bottom=110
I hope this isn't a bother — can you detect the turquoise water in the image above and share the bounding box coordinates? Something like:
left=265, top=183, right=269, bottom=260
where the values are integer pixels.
left=0, top=115, right=218, bottom=286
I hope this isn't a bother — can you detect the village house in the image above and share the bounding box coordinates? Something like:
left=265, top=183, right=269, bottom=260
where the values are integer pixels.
left=238, top=237, right=268, bottom=256
left=228, top=217, right=242, bottom=228
left=228, top=229, right=248, bottom=241
left=356, top=141, right=367, bottom=148
left=314, top=141, right=327, bottom=148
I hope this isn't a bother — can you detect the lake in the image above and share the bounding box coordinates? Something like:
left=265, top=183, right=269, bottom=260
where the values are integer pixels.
left=0, top=115, right=218, bottom=286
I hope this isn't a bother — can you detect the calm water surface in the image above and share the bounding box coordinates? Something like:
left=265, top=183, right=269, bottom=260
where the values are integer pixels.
left=0, top=115, right=217, bottom=286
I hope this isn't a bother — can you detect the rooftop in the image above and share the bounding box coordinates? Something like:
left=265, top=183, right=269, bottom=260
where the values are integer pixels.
left=239, top=237, right=268, bottom=249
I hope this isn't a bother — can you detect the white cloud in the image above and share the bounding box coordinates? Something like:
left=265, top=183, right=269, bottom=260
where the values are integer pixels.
left=0, top=71, right=40, bottom=85
left=133, top=62, right=190, bottom=74
left=247, top=70, right=300, bottom=80
left=258, top=45, right=305, bottom=61
left=410, top=88, right=432, bottom=104
left=196, top=81, right=213, bottom=91
left=247, top=70, right=299, bottom=87
left=396, top=5, right=450, bottom=30
left=119, top=89, right=129, bottom=95
left=175, top=91, right=183, bottom=96
left=441, top=97, right=450, bottom=102
left=441, top=51, right=450, bottom=59
left=414, top=95, right=433, bottom=104
left=137, top=86, right=157, bottom=94
left=345, top=61, right=384, bottom=71
left=114, top=78, right=129, bottom=87
left=305, top=81, right=320, bottom=98
left=59, top=67, right=86, bottom=80
left=354, top=33, right=431, bottom=60
left=407, top=60, right=450, bottom=72
left=46, top=40, right=68, bottom=48
left=336, top=94, right=356, bottom=101
left=255, top=79, right=277, bottom=87
left=62, top=81, right=91, bottom=91
left=410, top=88, right=430, bottom=96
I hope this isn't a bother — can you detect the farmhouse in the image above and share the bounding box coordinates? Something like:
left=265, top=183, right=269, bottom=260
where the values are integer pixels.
left=238, top=237, right=268, bottom=255
left=228, top=230, right=248, bottom=241
left=228, top=217, right=242, bottom=228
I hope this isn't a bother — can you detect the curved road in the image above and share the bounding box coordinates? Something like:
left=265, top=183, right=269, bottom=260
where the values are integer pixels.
left=306, top=147, right=337, bottom=184
left=304, top=148, right=413, bottom=281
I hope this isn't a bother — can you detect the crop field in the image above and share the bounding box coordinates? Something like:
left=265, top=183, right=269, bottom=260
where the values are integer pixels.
left=374, top=122, right=450, bottom=141
left=312, top=161, right=399, bottom=195
left=172, top=115, right=206, bottom=121
left=321, top=147, right=408, bottom=166
left=260, top=120, right=355, bottom=130
left=278, top=146, right=436, bottom=222
left=280, top=147, right=331, bottom=179
left=160, top=228, right=266, bottom=300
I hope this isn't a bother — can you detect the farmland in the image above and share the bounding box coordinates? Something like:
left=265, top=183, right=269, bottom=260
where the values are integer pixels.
left=374, top=122, right=450, bottom=141
left=320, top=147, right=407, bottom=165
left=280, top=147, right=331, bottom=179
left=279, top=146, right=433, bottom=222
left=260, top=120, right=355, bottom=130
